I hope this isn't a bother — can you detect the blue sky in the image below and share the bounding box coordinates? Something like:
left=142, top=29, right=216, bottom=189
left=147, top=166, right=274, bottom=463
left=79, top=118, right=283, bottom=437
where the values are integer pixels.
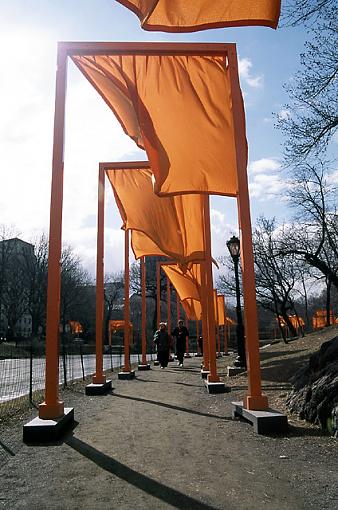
left=0, top=1, right=311, bottom=277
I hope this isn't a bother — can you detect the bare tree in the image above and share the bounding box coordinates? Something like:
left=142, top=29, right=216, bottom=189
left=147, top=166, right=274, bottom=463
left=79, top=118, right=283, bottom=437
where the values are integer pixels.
left=0, top=225, right=20, bottom=335
left=60, top=246, right=91, bottom=337
left=104, top=271, right=124, bottom=342
left=130, top=257, right=169, bottom=333
left=278, top=2, right=338, bottom=163
left=252, top=217, right=310, bottom=341
left=22, top=234, right=48, bottom=336
left=277, top=160, right=338, bottom=314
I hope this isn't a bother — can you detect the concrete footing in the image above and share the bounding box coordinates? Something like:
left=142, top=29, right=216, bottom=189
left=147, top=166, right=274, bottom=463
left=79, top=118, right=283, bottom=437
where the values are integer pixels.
left=204, top=380, right=230, bottom=394
left=85, top=380, right=112, bottom=395
left=118, top=370, right=136, bottom=380
left=227, top=366, right=246, bottom=377
left=231, top=401, right=288, bottom=435
left=184, top=353, right=191, bottom=358
left=138, top=364, right=151, bottom=371
left=23, top=408, right=74, bottom=443
left=201, top=370, right=210, bottom=379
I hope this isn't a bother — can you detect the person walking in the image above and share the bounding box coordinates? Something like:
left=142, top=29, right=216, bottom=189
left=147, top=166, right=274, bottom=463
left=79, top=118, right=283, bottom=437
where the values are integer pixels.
left=153, top=322, right=171, bottom=368
left=172, top=319, right=189, bottom=367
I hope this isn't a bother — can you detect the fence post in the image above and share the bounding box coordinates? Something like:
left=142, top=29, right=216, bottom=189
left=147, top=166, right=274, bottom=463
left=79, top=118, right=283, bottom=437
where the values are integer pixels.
left=62, top=332, right=67, bottom=387
left=80, top=343, right=85, bottom=381
left=109, top=345, right=113, bottom=372
left=29, top=338, right=33, bottom=405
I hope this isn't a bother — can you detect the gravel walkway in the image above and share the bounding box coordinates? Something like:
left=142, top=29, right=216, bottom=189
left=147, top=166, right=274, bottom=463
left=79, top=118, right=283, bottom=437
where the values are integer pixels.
left=1, top=339, right=337, bottom=510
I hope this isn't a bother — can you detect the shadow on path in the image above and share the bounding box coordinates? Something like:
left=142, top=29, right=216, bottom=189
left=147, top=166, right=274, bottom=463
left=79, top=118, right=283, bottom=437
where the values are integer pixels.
left=66, top=436, right=223, bottom=510
left=0, top=439, right=15, bottom=456
left=110, top=392, right=232, bottom=421
left=135, top=378, right=202, bottom=388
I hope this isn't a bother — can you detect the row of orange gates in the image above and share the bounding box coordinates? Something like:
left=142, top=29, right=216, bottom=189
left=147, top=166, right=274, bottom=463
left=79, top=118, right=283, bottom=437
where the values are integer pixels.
left=31, top=1, right=284, bottom=426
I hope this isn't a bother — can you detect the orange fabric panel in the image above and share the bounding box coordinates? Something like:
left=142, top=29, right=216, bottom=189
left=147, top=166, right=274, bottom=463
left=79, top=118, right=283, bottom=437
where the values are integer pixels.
left=225, top=316, right=235, bottom=326
left=217, top=294, right=226, bottom=326
left=117, top=1, right=281, bottom=31
left=181, top=298, right=202, bottom=321
left=162, top=263, right=202, bottom=320
left=106, top=167, right=205, bottom=263
left=72, top=54, right=241, bottom=196
left=109, top=320, right=133, bottom=331
left=312, top=310, right=335, bottom=329
left=162, top=263, right=201, bottom=302
left=289, top=315, right=305, bottom=328
left=277, top=315, right=305, bottom=328
left=68, top=321, right=83, bottom=334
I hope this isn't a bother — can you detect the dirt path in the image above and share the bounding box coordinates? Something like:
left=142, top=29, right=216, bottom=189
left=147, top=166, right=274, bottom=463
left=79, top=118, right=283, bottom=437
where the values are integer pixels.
left=1, top=332, right=337, bottom=510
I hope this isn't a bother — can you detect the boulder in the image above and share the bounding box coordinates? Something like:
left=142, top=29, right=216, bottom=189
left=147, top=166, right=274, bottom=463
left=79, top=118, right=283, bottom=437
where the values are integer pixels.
left=286, top=336, right=338, bottom=436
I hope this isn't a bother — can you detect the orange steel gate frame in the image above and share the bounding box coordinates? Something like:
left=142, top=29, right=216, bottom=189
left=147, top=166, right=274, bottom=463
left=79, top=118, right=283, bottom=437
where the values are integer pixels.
left=95, top=161, right=151, bottom=383
left=39, top=41, right=267, bottom=420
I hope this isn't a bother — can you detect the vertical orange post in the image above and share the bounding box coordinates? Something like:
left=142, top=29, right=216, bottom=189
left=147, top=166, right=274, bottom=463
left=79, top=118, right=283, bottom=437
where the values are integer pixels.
left=123, top=229, right=131, bottom=372
left=156, top=262, right=161, bottom=328
left=223, top=298, right=228, bottom=355
left=214, top=289, right=220, bottom=355
left=176, top=292, right=180, bottom=322
left=167, top=278, right=171, bottom=333
left=93, top=168, right=106, bottom=384
left=203, top=196, right=219, bottom=383
left=185, top=315, right=189, bottom=354
left=200, top=262, right=209, bottom=372
left=229, top=44, right=268, bottom=410
left=141, top=256, right=147, bottom=366
left=39, top=47, right=68, bottom=420
left=196, top=320, right=201, bottom=353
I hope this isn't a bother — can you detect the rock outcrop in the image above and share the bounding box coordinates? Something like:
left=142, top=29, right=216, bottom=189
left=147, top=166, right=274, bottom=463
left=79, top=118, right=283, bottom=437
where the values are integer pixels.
left=286, top=336, right=338, bottom=436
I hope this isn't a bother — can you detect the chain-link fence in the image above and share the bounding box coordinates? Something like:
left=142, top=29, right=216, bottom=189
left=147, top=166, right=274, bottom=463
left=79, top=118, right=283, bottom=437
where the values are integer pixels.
left=0, top=336, right=155, bottom=422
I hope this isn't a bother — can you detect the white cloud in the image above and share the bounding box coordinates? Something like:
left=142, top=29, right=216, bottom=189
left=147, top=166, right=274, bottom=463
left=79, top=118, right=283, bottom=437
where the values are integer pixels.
left=247, top=158, right=285, bottom=200
left=238, top=58, right=264, bottom=89
left=249, top=158, right=281, bottom=174
left=249, top=173, right=285, bottom=200
left=0, top=29, right=142, bottom=276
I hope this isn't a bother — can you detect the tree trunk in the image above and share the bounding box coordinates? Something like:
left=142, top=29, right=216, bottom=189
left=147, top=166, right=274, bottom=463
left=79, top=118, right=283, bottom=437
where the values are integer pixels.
left=325, top=278, right=332, bottom=327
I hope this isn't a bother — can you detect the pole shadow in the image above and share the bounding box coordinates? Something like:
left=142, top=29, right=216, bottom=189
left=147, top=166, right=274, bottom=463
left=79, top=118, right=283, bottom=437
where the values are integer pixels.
left=66, top=436, right=223, bottom=510
left=110, top=392, right=232, bottom=421
left=0, top=440, right=15, bottom=456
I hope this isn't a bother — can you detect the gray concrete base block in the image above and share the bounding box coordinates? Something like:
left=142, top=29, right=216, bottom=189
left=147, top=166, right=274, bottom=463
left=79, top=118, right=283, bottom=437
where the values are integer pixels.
left=201, top=370, right=210, bottom=379
left=204, top=380, right=230, bottom=394
left=184, top=353, right=191, bottom=358
left=153, top=360, right=160, bottom=366
left=118, top=370, right=136, bottom=380
left=138, top=364, right=151, bottom=371
left=227, top=366, right=246, bottom=377
left=23, top=408, right=74, bottom=443
left=85, top=380, right=112, bottom=395
left=231, top=401, right=288, bottom=435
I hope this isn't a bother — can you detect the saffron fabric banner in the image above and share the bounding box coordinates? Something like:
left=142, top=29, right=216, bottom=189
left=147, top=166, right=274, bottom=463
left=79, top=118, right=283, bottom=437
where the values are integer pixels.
left=162, top=263, right=202, bottom=321
left=116, top=0, right=281, bottom=31
left=72, top=53, right=241, bottom=196
left=106, top=167, right=205, bottom=264
left=217, top=294, right=226, bottom=326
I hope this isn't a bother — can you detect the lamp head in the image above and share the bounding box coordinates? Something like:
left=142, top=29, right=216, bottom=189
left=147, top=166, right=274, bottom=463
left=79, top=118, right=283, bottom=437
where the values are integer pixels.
left=226, top=236, right=240, bottom=259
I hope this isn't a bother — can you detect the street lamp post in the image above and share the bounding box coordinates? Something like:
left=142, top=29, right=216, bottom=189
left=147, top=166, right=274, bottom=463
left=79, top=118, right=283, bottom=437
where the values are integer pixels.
left=226, top=236, right=246, bottom=368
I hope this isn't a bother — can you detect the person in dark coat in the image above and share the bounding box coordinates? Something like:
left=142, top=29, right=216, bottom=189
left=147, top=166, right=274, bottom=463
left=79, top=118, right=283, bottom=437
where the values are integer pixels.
left=153, top=322, right=171, bottom=368
left=172, top=319, right=189, bottom=367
